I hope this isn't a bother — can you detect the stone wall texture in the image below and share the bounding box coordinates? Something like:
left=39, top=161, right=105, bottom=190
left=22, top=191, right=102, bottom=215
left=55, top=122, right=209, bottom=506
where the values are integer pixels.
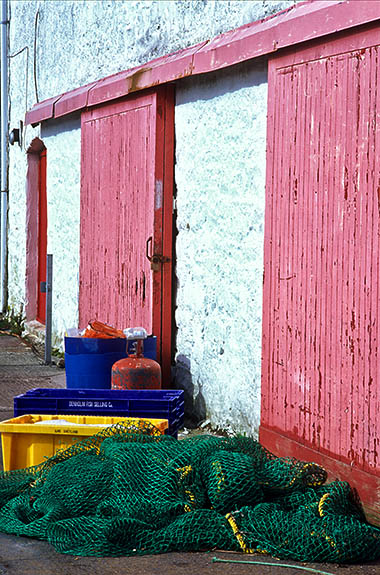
left=175, top=62, right=267, bottom=435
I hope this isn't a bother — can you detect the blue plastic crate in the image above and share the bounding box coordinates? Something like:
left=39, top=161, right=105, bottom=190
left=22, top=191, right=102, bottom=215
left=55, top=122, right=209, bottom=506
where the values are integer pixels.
left=14, top=388, right=184, bottom=437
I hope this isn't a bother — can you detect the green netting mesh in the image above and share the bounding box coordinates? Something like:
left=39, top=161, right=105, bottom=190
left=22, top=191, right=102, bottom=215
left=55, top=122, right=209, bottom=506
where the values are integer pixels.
left=0, top=420, right=379, bottom=562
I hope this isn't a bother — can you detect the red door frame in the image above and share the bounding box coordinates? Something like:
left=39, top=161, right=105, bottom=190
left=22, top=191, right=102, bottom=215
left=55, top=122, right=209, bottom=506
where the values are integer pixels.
left=80, top=86, right=174, bottom=384
left=154, top=86, right=174, bottom=384
left=36, top=149, right=47, bottom=324
left=25, top=139, right=46, bottom=322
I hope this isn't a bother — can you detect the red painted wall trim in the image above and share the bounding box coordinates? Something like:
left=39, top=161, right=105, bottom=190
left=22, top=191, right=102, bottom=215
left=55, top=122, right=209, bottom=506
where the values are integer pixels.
left=25, top=95, right=62, bottom=127
left=192, top=0, right=380, bottom=73
left=260, top=426, right=380, bottom=526
left=25, top=0, right=380, bottom=126
left=87, top=43, right=207, bottom=108
left=54, top=82, right=97, bottom=119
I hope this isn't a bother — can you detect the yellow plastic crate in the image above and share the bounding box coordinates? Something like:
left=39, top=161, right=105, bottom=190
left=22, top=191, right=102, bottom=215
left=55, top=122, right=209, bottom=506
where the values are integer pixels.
left=0, top=414, right=168, bottom=471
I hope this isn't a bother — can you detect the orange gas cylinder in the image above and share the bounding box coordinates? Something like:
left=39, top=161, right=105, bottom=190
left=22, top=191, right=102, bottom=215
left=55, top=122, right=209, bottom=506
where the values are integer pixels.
left=111, top=329, right=161, bottom=390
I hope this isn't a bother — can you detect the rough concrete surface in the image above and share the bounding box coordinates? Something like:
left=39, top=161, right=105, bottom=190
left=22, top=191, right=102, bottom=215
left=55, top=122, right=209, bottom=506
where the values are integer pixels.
left=0, top=333, right=65, bottom=422
left=0, top=333, right=379, bottom=574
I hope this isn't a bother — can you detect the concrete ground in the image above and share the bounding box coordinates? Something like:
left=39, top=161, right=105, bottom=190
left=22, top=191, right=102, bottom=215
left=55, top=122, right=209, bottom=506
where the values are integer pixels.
left=0, top=332, right=66, bottom=425
left=0, top=332, right=379, bottom=575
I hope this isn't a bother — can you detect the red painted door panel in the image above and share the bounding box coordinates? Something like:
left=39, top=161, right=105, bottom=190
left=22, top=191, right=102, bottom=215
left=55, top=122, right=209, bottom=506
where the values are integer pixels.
left=37, top=149, right=47, bottom=324
left=80, top=88, right=174, bottom=379
left=261, top=27, right=380, bottom=477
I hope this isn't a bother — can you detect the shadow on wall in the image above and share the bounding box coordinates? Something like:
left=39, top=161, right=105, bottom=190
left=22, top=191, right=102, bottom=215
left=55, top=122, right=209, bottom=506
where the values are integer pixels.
left=174, top=354, right=206, bottom=429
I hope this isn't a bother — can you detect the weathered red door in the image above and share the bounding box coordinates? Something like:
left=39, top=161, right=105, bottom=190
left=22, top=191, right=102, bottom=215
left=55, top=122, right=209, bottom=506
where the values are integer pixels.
left=261, top=26, right=380, bottom=521
left=37, top=149, right=47, bottom=324
left=80, top=87, right=174, bottom=380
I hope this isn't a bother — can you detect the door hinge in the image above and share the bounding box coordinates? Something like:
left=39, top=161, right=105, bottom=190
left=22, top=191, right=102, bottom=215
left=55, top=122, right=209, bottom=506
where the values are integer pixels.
left=173, top=197, right=177, bottom=213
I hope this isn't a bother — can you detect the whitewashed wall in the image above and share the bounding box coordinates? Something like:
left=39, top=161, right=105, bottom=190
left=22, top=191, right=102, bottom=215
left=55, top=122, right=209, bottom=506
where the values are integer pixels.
left=40, top=117, right=81, bottom=345
left=7, top=0, right=298, bottom=432
left=175, top=62, right=267, bottom=434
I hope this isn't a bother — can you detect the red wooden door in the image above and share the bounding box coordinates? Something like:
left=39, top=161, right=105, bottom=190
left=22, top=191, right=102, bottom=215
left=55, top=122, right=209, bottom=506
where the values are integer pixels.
left=80, top=87, right=174, bottom=380
left=261, top=26, right=380, bottom=520
left=37, top=149, right=47, bottom=324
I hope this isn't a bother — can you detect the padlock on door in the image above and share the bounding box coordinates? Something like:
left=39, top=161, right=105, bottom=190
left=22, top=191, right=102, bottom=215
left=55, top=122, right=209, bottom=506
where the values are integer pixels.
left=146, top=236, right=170, bottom=271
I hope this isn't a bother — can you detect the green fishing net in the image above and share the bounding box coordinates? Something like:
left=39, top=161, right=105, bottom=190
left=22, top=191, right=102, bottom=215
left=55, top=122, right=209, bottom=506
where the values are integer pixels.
left=0, top=420, right=379, bottom=562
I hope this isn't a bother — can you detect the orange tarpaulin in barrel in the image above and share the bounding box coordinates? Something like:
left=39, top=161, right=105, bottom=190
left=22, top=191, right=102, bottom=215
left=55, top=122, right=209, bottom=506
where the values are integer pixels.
left=81, top=320, right=125, bottom=339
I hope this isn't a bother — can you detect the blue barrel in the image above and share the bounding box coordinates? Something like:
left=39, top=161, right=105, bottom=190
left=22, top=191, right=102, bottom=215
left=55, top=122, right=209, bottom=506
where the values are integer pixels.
left=65, top=337, right=127, bottom=389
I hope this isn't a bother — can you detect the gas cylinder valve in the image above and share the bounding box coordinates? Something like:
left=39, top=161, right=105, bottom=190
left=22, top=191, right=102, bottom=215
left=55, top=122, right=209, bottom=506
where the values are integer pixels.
left=124, top=327, right=147, bottom=340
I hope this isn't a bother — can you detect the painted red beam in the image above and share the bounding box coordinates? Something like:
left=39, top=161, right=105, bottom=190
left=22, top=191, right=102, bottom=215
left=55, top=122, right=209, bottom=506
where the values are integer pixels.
left=25, top=94, right=62, bottom=126
left=54, top=82, right=97, bottom=119
left=192, top=0, right=380, bottom=73
left=25, top=43, right=207, bottom=126
left=87, top=43, right=207, bottom=108
left=25, top=0, right=380, bottom=126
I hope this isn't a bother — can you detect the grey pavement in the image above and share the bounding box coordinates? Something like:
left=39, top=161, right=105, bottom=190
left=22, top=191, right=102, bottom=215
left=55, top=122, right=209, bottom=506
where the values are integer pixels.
left=0, top=332, right=379, bottom=574
left=0, top=333, right=65, bottom=424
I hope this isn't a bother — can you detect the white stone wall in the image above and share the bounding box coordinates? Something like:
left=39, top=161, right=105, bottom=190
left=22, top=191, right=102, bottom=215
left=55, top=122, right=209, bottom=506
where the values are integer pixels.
left=9, top=0, right=296, bottom=101
left=7, top=140, right=27, bottom=313
left=7, top=41, right=31, bottom=313
left=175, top=62, right=267, bottom=435
left=7, top=0, right=298, bottom=431
left=40, top=117, right=81, bottom=345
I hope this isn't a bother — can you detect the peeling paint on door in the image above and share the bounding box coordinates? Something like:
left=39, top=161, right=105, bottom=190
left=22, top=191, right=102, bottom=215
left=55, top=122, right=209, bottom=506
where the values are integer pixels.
left=261, top=27, right=380, bottom=477
left=79, top=88, right=175, bottom=381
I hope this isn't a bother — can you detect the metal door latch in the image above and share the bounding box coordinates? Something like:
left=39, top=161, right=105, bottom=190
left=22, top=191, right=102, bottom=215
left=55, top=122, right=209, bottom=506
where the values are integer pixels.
left=146, top=236, right=170, bottom=271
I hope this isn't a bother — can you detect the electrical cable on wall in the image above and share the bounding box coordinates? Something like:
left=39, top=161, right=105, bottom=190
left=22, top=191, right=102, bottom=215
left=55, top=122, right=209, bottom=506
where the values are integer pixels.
left=33, top=8, right=39, bottom=103
left=9, top=45, right=29, bottom=151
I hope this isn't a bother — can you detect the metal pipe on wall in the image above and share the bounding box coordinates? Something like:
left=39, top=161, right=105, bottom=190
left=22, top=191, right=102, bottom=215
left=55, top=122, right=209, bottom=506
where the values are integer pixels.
left=0, top=0, right=8, bottom=312
left=44, top=254, right=53, bottom=365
